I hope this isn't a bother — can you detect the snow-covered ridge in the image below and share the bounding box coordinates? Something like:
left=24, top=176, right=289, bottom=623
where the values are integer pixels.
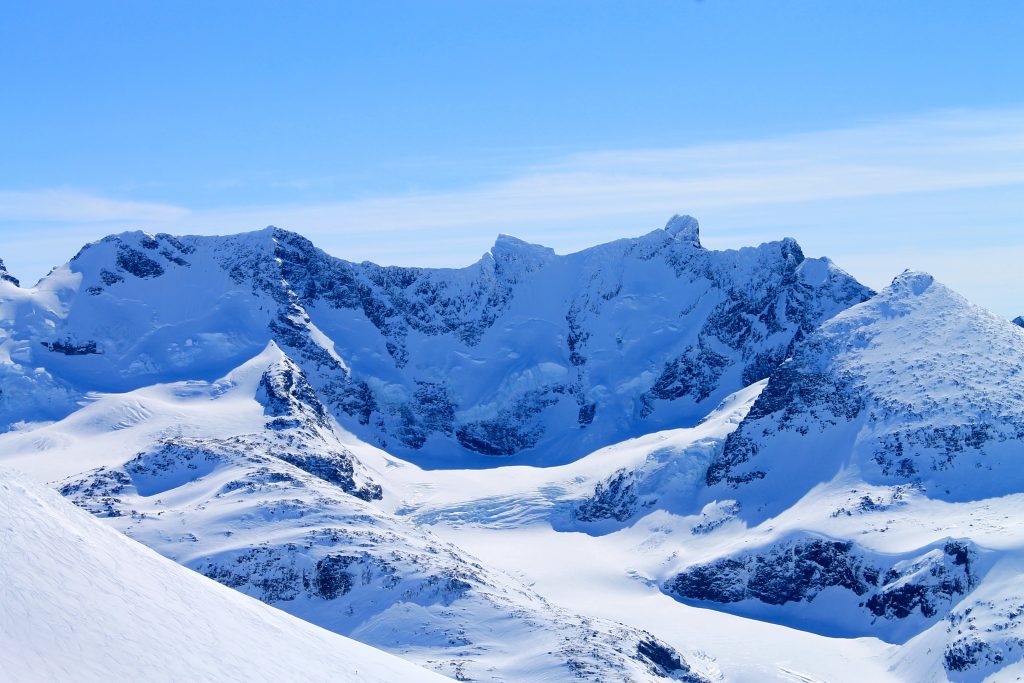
left=0, top=216, right=871, bottom=466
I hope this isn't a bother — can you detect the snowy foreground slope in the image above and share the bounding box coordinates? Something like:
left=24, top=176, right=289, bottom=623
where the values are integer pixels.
left=0, top=217, right=869, bottom=465
left=0, top=465, right=446, bottom=683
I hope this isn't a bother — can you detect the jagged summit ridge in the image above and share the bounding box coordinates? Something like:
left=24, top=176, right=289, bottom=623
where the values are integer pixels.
left=0, top=217, right=872, bottom=465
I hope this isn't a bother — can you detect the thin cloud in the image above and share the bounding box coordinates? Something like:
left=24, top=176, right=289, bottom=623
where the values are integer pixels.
left=0, top=189, right=188, bottom=223
left=2, top=107, right=1021, bottom=235
left=175, top=106, right=1024, bottom=236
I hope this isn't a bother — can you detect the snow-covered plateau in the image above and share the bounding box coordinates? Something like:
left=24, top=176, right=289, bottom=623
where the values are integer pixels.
left=2, top=216, right=1023, bottom=682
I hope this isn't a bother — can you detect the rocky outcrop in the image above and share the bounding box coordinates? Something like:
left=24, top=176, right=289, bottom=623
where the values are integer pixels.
left=0, top=257, right=19, bottom=287
left=664, top=536, right=981, bottom=637
left=41, top=339, right=101, bottom=355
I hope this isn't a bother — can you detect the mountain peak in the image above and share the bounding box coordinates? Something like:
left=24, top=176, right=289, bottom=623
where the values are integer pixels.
left=664, top=214, right=701, bottom=247
left=490, top=234, right=556, bottom=270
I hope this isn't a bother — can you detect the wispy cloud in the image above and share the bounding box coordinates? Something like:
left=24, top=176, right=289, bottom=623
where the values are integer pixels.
left=5, top=107, right=1023, bottom=234
left=0, top=189, right=188, bottom=223
left=178, top=106, right=1024, bottom=235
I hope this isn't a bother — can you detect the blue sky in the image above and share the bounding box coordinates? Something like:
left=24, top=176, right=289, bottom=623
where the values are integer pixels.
left=1, top=1, right=1022, bottom=314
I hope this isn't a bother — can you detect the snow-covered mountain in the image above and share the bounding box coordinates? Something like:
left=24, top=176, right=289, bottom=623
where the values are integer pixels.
left=706, top=270, right=1024, bottom=519
left=6, top=221, right=1024, bottom=682
left=0, top=464, right=447, bottom=683
left=645, top=271, right=1024, bottom=680
left=0, top=257, right=18, bottom=286
left=0, top=216, right=870, bottom=466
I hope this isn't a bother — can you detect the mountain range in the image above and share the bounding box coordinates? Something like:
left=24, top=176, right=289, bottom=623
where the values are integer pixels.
left=3, top=216, right=1023, bottom=682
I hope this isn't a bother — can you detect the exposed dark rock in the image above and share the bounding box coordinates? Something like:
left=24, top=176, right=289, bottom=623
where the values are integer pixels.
left=575, top=469, right=638, bottom=523
left=635, top=638, right=707, bottom=681
left=0, top=257, right=19, bottom=286
left=41, top=339, right=101, bottom=355
left=664, top=536, right=980, bottom=632
left=100, top=269, right=124, bottom=286
left=311, top=554, right=357, bottom=599
left=116, top=245, right=165, bottom=278
left=455, top=386, right=562, bottom=456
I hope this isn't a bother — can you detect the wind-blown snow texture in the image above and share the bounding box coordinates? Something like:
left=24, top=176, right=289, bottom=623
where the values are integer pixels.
left=0, top=216, right=870, bottom=466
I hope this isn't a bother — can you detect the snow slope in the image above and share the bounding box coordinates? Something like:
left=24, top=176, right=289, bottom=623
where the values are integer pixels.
left=0, top=464, right=447, bottom=683
left=0, top=343, right=708, bottom=682
left=0, top=217, right=870, bottom=466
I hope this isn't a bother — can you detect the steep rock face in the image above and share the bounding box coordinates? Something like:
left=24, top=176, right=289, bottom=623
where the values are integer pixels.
left=664, top=535, right=982, bottom=640
left=0, top=219, right=870, bottom=464
left=706, top=271, right=1024, bottom=519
